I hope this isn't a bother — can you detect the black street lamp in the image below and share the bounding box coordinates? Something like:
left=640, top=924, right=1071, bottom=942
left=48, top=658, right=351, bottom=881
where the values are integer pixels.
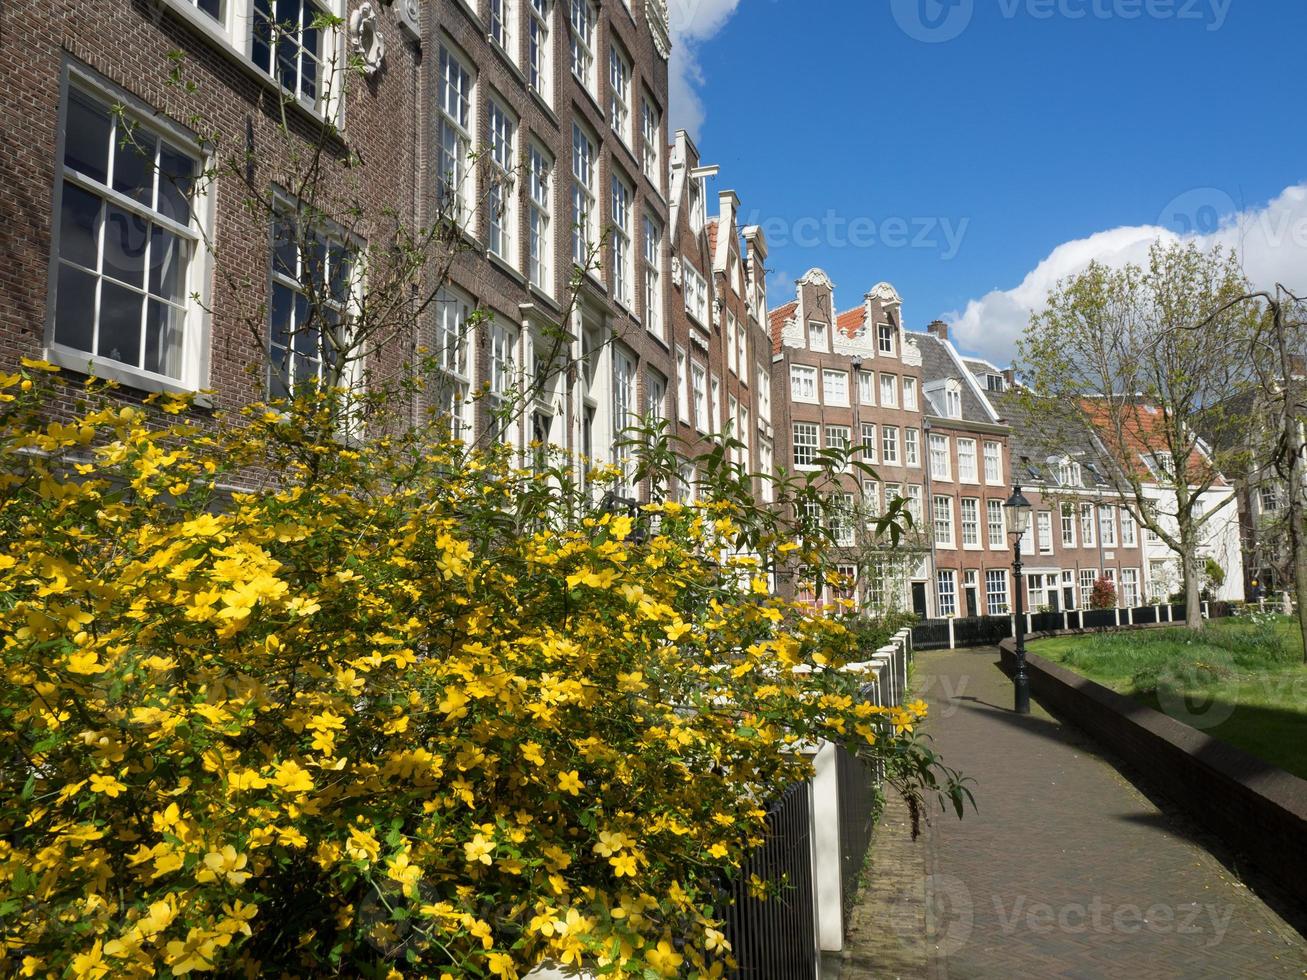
left=1005, top=485, right=1033, bottom=715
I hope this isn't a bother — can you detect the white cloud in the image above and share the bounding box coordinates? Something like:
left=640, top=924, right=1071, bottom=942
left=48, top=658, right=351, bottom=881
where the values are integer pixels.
left=667, top=0, right=742, bottom=139
left=946, top=182, right=1307, bottom=367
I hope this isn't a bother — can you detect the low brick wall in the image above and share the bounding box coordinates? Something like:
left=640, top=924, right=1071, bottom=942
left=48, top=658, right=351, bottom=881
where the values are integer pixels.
left=999, top=637, right=1307, bottom=908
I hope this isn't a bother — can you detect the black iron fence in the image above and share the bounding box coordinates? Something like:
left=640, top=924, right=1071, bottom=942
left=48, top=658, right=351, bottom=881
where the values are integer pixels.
left=912, top=603, right=1235, bottom=651
left=722, top=781, right=818, bottom=979
left=835, top=744, right=879, bottom=916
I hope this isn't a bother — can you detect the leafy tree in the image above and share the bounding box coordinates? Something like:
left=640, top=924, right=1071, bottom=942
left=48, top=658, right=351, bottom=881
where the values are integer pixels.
left=1019, top=242, right=1258, bottom=630
left=1091, top=577, right=1118, bottom=611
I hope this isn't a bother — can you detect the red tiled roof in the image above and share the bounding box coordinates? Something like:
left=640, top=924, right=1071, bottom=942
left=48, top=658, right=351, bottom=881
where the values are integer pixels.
left=835, top=306, right=866, bottom=339
left=1080, top=399, right=1226, bottom=487
left=769, top=301, right=797, bottom=354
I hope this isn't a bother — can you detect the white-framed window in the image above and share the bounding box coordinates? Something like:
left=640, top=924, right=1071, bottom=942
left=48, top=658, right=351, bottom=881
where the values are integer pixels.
left=858, top=370, right=875, bottom=405
left=1058, top=457, right=1082, bottom=488
left=691, top=361, right=708, bottom=432
left=929, top=433, right=951, bottom=481
left=882, top=425, right=900, bottom=465
left=987, top=499, right=1006, bottom=548
left=808, top=319, right=828, bottom=352
left=490, top=0, right=516, bottom=60
left=904, top=427, right=920, bottom=467
left=759, top=438, right=775, bottom=501
left=934, top=495, right=955, bottom=548
left=1037, top=511, right=1053, bottom=554
left=906, top=485, right=924, bottom=523
left=185, top=0, right=223, bottom=19
left=1099, top=505, right=1117, bottom=547
left=863, top=479, right=882, bottom=514
left=945, top=386, right=962, bottom=419
left=1061, top=503, right=1076, bottom=547
left=488, top=317, right=519, bottom=443
left=710, top=374, right=722, bottom=435
left=612, top=345, right=636, bottom=485
left=793, top=422, right=819, bottom=467
left=937, top=569, right=957, bottom=617
left=487, top=98, right=517, bottom=265
left=903, top=376, right=918, bottom=412
left=610, top=172, right=633, bottom=306
left=1260, top=485, right=1281, bottom=513
left=861, top=423, right=878, bottom=464
left=674, top=347, right=689, bottom=422
left=1121, top=568, right=1140, bottom=607
left=1080, top=503, right=1096, bottom=547
left=880, top=373, right=898, bottom=408
left=683, top=261, right=709, bottom=323
left=432, top=288, right=473, bottom=439
left=608, top=42, right=632, bottom=143
left=528, top=142, right=553, bottom=292
left=642, top=216, right=663, bottom=338
left=726, top=314, right=738, bottom=375
left=528, top=0, right=552, bottom=102
left=984, top=441, right=1003, bottom=484
left=437, top=42, right=475, bottom=222
left=641, top=96, right=662, bottom=182
left=252, top=0, right=331, bottom=109
left=823, top=369, right=849, bottom=406
left=1080, top=569, right=1098, bottom=609
left=569, top=0, right=597, bottom=93
left=737, top=320, right=748, bottom=380
left=957, top=438, right=978, bottom=483
left=1121, top=508, right=1138, bottom=547
left=961, top=498, right=980, bottom=548
left=878, top=322, right=895, bottom=356
left=738, top=404, right=751, bottom=467
left=986, top=569, right=1009, bottom=615
left=727, top=393, right=738, bottom=441
left=267, top=204, right=358, bottom=401
left=571, top=122, right=597, bottom=266
left=1103, top=567, right=1118, bottom=604
left=790, top=364, right=818, bottom=402
left=832, top=494, right=855, bottom=548
left=826, top=425, right=851, bottom=466
left=50, top=79, right=206, bottom=389
left=757, top=366, right=772, bottom=422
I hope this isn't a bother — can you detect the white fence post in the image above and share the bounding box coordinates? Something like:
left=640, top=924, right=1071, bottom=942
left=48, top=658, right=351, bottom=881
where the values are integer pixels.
left=1063, top=611, right=1069, bottom=631
left=1126, top=606, right=1133, bottom=626
left=1203, top=601, right=1210, bottom=619
left=947, top=617, right=955, bottom=650
left=1026, top=612, right=1033, bottom=635
left=810, top=742, right=843, bottom=952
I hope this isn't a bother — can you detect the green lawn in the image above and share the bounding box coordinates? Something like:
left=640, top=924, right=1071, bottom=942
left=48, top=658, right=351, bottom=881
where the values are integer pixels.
left=1031, top=616, right=1307, bottom=780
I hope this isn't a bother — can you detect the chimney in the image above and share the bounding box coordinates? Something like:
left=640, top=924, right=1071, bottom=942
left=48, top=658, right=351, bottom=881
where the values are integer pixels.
left=927, top=320, right=950, bottom=341
left=1002, top=367, right=1017, bottom=388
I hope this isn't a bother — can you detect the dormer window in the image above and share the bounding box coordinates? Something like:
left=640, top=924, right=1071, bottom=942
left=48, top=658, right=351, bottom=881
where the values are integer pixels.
left=944, top=381, right=962, bottom=419
left=985, top=373, right=1005, bottom=392
left=1144, top=452, right=1174, bottom=481
left=1055, top=457, right=1082, bottom=488
left=878, top=322, right=895, bottom=355
left=808, top=319, right=828, bottom=352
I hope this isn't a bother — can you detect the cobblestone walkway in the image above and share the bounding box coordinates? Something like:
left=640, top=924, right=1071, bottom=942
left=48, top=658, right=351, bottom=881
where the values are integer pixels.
left=830, top=647, right=1307, bottom=979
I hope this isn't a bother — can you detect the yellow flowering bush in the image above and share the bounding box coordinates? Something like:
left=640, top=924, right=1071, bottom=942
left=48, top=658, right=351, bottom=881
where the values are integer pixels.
left=0, top=365, right=963, bottom=978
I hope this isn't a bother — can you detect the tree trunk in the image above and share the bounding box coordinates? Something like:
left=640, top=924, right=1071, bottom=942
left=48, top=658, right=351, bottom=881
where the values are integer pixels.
left=1181, top=526, right=1203, bottom=630
left=1286, top=419, right=1307, bottom=661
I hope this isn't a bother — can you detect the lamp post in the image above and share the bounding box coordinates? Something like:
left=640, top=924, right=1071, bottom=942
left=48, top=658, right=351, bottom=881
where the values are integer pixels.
left=1005, top=485, right=1033, bottom=714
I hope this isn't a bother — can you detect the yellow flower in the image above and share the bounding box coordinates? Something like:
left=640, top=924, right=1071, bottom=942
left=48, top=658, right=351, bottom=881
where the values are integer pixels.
left=609, top=853, right=638, bottom=877
left=272, top=759, right=314, bottom=794
left=66, top=650, right=105, bottom=675
left=197, top=845, right=251, bottom=886
left=464, top=833, right=495, bottom=866
left=521, top=741, right=544, bottom=766
left=165, top=928, right=219, bottom=974
left=70, top=940, right=110, bottom=979
left=346, top=827, right=381, bottom=865
left=486, top=951, right=517, bottom=978
left=88, top=774, right=126, bottom=798
left=645, top=939, right=684, bottom=975
left=556, top=770, right=583, bottom=796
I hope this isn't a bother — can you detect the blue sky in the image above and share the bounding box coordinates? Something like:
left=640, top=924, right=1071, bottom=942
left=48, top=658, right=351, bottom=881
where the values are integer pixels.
left=669, top=0, right=1307, bottom=365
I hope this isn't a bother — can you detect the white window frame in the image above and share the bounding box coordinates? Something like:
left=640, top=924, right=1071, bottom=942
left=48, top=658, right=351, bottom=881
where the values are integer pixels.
left=675, top=347, right=689, bottom=423
left=1100, top=505, right=1118, bottom=547
left=880, top=373, right=898, bottom=408
left=882, top=425, right=900, bottom=465
left=933, top=495, right=955, bottom=549
left=610, top=171, right=634, bottom=307
left=822, top=368, right=849, bottom=407
left=957, top=438, right=978, bottom=483
left=1121, top=508, right=1138, bottom=547
left=643, top=216, right=663, bottom=339
left=433, top=288, right=473, bottom=439
left=984, top=441, right=1003, bottom=485
left=861, top=423, right=878, bottom=464
left=487, top=96, right=518, bottom=266
left=1061, top=503, right=1077, bottom=547
left=683, top=261, right=709, bottom=323
left=527, top=0, right=553, bottom=103
left=878, top=322, right=896, bottom=356
left=961, top=497, right=980, bottom=549
left=793, top=422, right=819, bottom=468
left=48, top=72, right=210, bottom=393
left=929, top=433, right=951, bottom=481
left=608, top=41, right=632, bottom=144
left=569, top=0, right=597, bottom=93
left=1081, top=502, right=1096, bottom=548
left=858, top=370, right=876, bottom=405
left=528, top=142, right=553, bottom=293
left=641, top=95, right=662, bottom=183
left=808, top=319, right=828, bottom=352
left=691, top=360, right=708, bottom=432
left=790, top=364, right=818, bottom=403
left=571, top=122, right=597, bottom=267
left=937, top=569, right=957, bottom=617
left=490, top=0, right=517, bottom=62
left=1037, top=511, right=1054, bottom=554
left=987, top=499, right=1006, bottom=549
left=437, top=41, right=476, bottom=224
left=986, top=569, right=1009, bottom=616
left=826, top=425, right=851, bottom=467
left=903, top=375, right=918, bottom=412
left=905, top=427, right=920, bottom=467
left=1080, top=569, right=1098, bottom=609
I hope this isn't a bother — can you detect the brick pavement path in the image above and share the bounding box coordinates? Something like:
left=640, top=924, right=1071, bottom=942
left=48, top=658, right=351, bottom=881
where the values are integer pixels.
left=829, top=647, right=1307, bottom=979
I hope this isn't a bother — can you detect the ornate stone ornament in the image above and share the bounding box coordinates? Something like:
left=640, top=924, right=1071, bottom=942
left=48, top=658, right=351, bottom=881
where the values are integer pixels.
left=350, top=3, right=386, bottom=76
